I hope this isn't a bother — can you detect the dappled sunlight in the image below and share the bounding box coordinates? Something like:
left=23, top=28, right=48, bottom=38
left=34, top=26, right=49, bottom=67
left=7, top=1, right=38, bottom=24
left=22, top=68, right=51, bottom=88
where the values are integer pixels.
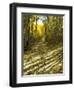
left=22, top=14, right=63, bottom=75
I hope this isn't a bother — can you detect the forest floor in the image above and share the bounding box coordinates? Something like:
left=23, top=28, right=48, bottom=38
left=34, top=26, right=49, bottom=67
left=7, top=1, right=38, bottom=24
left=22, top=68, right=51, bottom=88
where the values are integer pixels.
left=23, top=41, right=63, bottom=75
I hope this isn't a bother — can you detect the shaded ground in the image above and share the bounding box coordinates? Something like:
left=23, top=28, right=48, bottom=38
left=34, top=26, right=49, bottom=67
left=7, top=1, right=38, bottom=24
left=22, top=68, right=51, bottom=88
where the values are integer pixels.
left=23, top=41, right=63, bottom=75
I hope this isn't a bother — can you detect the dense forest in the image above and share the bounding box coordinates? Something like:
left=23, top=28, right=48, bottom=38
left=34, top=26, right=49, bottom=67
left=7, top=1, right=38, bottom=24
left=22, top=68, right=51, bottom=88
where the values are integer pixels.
left=22, top=14, right=63, bottom=75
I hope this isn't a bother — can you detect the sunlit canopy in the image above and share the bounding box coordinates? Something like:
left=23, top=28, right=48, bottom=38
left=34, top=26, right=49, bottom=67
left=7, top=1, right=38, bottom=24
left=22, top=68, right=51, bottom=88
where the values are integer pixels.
left=37, top=19, right=43, bottom=24
left=34, top=16, right=47, bottom=25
